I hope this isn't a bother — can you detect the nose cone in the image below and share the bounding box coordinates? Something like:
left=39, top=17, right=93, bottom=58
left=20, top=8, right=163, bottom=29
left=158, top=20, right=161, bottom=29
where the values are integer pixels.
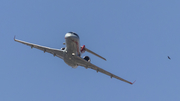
left=65, top=32, right=79, bottom=39
left=65, top=33, right=72, bottom=38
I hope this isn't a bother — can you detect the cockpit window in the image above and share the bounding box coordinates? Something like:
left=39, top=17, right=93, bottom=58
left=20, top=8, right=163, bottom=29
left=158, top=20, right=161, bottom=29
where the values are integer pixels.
left=69, top=32, right=73, bottom=34
left=68, top=32, right=79, bottom=38
left=73, top=33, right=79, bottom=38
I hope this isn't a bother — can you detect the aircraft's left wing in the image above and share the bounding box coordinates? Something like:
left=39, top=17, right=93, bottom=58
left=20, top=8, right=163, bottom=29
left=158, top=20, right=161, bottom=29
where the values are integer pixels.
left=14, top=38, right=64, bottom=59
left=74, top=56, right=134, bottom=85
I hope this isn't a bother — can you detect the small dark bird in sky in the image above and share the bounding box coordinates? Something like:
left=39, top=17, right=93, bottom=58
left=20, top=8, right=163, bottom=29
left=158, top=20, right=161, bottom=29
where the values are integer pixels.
left=168, top=56, right=171, bottom=60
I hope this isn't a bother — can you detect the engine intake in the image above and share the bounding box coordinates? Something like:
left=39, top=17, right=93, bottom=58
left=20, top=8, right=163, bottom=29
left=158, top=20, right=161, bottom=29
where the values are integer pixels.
left=83, top=56, right=91, bottom=62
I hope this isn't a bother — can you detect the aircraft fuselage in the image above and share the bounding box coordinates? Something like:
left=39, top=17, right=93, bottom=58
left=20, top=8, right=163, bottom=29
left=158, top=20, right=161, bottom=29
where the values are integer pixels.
left=63, top=32, right=81, bottom=68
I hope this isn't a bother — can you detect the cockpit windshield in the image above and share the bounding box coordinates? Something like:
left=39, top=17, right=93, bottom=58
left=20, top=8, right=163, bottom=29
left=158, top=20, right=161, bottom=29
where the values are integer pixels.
left=68, top=32, right=79, bottom=38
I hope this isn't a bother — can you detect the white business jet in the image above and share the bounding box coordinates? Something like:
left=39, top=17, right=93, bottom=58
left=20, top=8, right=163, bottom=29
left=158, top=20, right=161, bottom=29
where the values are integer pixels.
left=14, top=32, right=135, bottom=85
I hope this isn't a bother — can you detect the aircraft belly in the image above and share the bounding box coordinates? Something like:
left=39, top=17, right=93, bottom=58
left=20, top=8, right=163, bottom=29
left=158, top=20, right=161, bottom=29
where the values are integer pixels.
left=66, top=38, right=80, bottom=56
left=64, top=40, right=77, bottom=68
left=63, top=54, right=78, bottom=68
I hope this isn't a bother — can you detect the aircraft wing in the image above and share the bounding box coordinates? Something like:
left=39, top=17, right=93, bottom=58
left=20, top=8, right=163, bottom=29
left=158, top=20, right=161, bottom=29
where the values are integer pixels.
left=14, top=38, right=64, bottom=59
left=74, top=56, right=134, bottom=85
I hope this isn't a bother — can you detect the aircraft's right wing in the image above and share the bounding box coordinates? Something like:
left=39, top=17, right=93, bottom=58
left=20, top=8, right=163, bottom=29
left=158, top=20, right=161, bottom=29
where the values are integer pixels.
left=74, top=56, right=135, bottom=85
left=14, top=37, right=64, bottom=59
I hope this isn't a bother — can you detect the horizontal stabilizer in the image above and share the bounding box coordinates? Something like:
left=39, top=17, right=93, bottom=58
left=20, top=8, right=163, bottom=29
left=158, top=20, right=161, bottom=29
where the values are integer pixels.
left=81, top=45, right=106, bottom=61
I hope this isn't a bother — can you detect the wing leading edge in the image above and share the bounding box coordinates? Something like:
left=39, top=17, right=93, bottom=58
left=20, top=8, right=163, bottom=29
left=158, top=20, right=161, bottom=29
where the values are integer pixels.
left=14, top=37, right=64, bottom=59
left=74, top=56, right=134, bottom=85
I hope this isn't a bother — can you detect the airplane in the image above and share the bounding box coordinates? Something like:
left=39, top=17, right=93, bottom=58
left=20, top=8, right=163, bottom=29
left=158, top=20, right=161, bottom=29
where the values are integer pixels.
left=14, top=32, right=135, bottom=85
left=168, top=56, right=171, bottom=60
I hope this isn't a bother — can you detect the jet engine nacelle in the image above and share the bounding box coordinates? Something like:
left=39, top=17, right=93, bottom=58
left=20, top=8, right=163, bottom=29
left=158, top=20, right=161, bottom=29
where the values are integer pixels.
left=83, top=56, right=91, bottom=62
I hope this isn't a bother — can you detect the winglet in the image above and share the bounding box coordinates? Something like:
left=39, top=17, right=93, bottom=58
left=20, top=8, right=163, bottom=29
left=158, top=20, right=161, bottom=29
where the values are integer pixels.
left=130, top=80, right=136, bottom=85
left=14, top=35, right=16, bottom=41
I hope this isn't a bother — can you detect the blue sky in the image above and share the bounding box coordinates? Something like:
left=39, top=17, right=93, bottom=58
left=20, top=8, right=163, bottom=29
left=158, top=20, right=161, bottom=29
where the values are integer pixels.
left=1, top=0, right=180, bottom=101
